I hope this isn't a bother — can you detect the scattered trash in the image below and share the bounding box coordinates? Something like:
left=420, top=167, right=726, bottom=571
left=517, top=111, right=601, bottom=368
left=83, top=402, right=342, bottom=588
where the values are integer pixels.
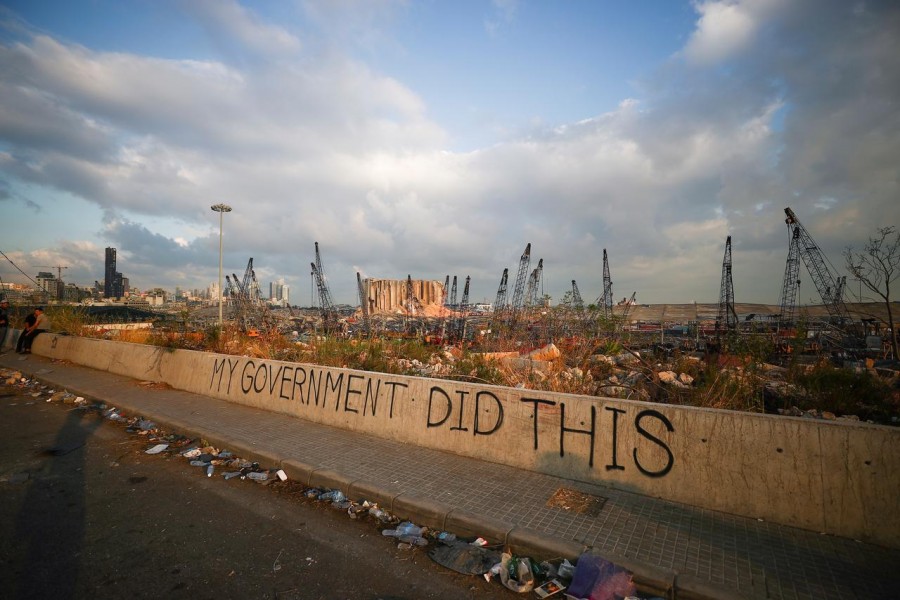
left=136, top=418, right=155, bottom=430
left=397, top=534, right=428, bottom=547
left=189, top=460, right=209, bottom=467
left=181, top=447, right=201, bottom=459
left=206, top=464, right=215, bottom=477
left=383, top=521, right=424, bottom=538
left=145, top=443, right=169, bottom=455
left=223, top=471, right=242, bottom=480
left=565, top=553, right=635, bottom=600
left=534, top=579, right=566, bottom=598
left=275, top=469, right=287, bottom=481
left=499, top=553, right=535, bottom=593
left=428, top=540, right=502, bottom=575
left=246, top=471, right=268, bottom=482
left=368, top=506, right=391, bottom=522
left=318, top=489, right=345, bottom=502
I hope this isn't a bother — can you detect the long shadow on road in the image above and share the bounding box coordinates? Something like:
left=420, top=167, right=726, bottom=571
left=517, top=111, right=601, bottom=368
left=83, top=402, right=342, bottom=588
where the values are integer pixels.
left=12, top=407, right=101, bottom=600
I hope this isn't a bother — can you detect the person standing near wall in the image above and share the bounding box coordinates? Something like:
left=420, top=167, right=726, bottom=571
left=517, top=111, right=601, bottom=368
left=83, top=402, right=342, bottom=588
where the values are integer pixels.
left=0, top=299, right=9, bottom=352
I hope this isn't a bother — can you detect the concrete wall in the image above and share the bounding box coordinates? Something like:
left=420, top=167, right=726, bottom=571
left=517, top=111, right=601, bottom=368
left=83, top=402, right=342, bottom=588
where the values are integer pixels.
left=32, top=333, right=900, bottom=548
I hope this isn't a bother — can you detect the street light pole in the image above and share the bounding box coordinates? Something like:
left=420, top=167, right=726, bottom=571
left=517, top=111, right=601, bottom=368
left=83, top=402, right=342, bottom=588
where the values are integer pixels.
left=211, top=203, right=232, bottom=329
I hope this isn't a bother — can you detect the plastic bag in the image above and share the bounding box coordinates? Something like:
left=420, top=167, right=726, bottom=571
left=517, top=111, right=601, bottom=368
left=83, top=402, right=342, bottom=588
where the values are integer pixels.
left=498, top=552, right=534, bottom=593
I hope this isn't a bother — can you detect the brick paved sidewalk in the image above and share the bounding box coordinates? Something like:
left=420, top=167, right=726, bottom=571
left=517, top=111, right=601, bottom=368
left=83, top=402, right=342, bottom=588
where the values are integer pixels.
left=3, top=352, right=898, bottom=599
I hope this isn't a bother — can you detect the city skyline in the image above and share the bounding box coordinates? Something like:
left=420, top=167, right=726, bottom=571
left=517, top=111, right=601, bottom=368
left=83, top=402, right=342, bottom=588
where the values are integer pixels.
left=1, top=1, right=898, bottom=306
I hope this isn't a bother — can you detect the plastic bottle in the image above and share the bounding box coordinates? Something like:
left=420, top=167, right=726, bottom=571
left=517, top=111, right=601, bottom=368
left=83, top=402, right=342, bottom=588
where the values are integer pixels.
left=223, top=471, right=242, bottom=480
left=398, top=534, right=428, bottom=546
left=435, top=531, right=456, bottom=542
left=318, top=490, right=345, bottom=502
left=368, top=507, right=389, bottom=521
left=247, top=471, right=268, bottom=481
left=383, top=522, right=423, bottom=537
left=189, top=460, right=209, bottom=467
left=206, top=465, right=214, bottom=477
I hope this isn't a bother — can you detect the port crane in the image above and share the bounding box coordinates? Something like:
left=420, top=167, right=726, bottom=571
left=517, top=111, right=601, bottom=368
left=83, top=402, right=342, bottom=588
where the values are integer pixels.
left=778, top=207, right=850, bottom=328
left=507, top=243, right=532, bottom=328
left=311, top=242, right=340, bottom=333
left=600, top=249, right=614, bottom=320
left=716, top=236, right=738, bottom=333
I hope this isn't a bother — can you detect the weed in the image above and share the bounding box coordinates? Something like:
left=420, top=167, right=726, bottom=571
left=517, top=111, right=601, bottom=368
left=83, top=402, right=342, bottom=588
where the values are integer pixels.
left=788, top=361, right=896, bottom=422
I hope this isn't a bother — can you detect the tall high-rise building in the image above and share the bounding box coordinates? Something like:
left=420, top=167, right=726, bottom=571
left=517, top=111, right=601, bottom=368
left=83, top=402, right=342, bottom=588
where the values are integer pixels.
left=269, top=278, right=290, bottom=306
left=104, top=248, right=116, bottom=298
left=104, top=247, right=125, bottom=299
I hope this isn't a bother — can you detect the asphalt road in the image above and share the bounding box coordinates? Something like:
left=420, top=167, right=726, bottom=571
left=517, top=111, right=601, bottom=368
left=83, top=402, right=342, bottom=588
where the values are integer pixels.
left=0, top=376, right=517, bottom=600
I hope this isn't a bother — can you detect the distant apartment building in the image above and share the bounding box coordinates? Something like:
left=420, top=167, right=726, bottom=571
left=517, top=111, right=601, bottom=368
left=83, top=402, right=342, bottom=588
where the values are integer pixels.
left=269, top=278, right=290, bottom=306
left=36, top=271, right=62, bottom=299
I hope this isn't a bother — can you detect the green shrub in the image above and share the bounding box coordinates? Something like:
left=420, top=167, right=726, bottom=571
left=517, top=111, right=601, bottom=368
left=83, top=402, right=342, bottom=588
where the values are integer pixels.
left=789, top=363, right=896, bottom=422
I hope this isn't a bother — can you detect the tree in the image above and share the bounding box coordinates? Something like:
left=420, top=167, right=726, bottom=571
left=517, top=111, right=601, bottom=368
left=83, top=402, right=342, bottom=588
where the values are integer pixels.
left=844, top=226, right=899, bottom=359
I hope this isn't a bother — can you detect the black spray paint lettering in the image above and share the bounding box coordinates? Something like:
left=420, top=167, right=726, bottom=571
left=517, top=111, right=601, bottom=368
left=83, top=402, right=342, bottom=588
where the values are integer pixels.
left=427, top=386, right=504, bottom=435
left=520, top=398, right=675, bottom=477
left=560, top=402, right=597, bottom=467
left=605, top=406, right=626, bottom=471
left=382, top=381, right=408, bottom=418
left=210, top=359, right=408, bottom=418
left=632, top=409, right=675, bottom=477
left=210, top=357, right=241, bottom=394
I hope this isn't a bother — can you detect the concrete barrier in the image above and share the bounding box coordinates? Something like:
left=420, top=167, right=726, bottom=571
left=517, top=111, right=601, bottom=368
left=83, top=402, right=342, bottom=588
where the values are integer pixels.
left=32, top=333, right=900, bottom=548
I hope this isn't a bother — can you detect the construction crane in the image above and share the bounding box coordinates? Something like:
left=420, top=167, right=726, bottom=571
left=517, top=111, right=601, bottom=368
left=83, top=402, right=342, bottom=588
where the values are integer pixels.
left=491, top=267, right=509, bottom=329
left=403, top=275, right=423, bottom=316
left=356, top=272, right=369, bottom=334
left=716, top=236, right=738, bottom=333
left=601, top=249, right=614, bottom=320
left=525, top=259, right=543, bottom=308
left=779, top=207, right=850, bottom=327
left=311, top=263, right=339, bottom=333
left=453, top=276, right=471, bottom=341
left=241, top=258, right=262, bottom=306
left=570, top=279, right=589, bottom=337
left=225, top=258, right=264, bottom=331
left=449, top=276, right=458, bottom=309
left=311, top=242, right=339, bottom=333
left=619, top=291, right=637, bottom=331
left=507, top=243, right=532, bottom=328
left=442, top=275, right=450, bottom=307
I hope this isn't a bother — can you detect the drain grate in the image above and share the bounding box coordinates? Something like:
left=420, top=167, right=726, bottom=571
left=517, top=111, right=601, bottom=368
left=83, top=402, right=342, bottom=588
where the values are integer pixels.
left=546, top=487, right=607, bottom=516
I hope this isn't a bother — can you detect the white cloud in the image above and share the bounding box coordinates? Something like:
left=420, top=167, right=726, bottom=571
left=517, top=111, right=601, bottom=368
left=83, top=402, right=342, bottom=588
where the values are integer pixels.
left=0, top=0, right=898, bottom=306
left=682, top=0, right=782, bottom=65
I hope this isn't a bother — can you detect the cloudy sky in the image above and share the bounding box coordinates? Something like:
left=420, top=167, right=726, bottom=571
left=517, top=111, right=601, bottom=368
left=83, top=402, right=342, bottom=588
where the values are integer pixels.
left=1, top=0, right=898, bottom=306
